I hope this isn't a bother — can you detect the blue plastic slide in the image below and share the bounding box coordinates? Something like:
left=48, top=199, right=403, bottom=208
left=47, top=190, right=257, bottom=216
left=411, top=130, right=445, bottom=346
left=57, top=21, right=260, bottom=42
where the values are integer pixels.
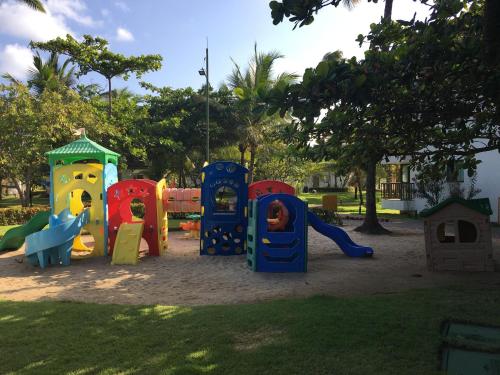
left=25, top=208, right=90, bottom=269
left=307, top=211, right=374, bottom=257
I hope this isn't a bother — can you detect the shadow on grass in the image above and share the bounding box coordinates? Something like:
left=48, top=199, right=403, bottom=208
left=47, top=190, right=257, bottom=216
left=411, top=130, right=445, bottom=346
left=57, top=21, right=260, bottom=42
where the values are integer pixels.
left=1, top=288, right=500, bottom=374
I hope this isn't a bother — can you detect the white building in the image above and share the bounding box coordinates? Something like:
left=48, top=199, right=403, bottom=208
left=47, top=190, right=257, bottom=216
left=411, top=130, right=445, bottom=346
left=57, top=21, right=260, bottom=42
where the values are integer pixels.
left=381, top=150, right=500, bottom=223
left=304, top=171, right=347, bottom=191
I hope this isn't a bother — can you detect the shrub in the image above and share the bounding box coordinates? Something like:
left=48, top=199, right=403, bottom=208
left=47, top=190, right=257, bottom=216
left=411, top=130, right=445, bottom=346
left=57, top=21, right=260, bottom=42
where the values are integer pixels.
left=0, top=206, right=50, bottom=226
left=303, top=187, right=348, bottom=193
left=309, top=207, right=343, bottom=226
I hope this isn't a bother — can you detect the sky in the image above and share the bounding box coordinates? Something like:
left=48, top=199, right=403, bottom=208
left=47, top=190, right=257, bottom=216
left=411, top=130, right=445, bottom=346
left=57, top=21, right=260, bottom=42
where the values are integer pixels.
left=0, top=0, right=431, bottom=94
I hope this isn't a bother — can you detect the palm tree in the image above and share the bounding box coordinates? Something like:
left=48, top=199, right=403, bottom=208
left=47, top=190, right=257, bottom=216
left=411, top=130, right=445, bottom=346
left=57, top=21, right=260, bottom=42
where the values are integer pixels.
left=27, top=52, right=76, bottom=94
left=2, top=52, right=76, bottom=94
left=228, top=43, right=297, bottom=183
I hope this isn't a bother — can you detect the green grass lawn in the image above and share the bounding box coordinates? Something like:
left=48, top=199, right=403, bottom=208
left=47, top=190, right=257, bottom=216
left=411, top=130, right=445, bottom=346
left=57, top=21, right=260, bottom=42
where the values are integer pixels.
left=299, top=191, right=401, bottom=216
left=0, top=224, right=18, bottom=237
left=0, top=287, right=499, bottom=374
left=0, top=194, right=49, bottom=209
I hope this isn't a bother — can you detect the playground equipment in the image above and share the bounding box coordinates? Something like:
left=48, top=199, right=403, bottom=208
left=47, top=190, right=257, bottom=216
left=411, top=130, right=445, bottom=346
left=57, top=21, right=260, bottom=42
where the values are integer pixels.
left=108, top=179, right=168, bottom=259
left=248, top=180, right=295, bottom=200
left=25, top=209, right=90, bottom=268
left=420, top=197, right=494, bottom=271
left=180, top=214, right=201, bottom=239
left=111, top=222, right=144, bottom=265
left=163, top=188, right=201, bottom=213
left=47, top=133, right=119, bottom=258
left=0, top=210, right=50, bottom=251
left=247, top=193, right=308, bottom=272
left=246, top=180, right=373, bottom=272
left=200, top=161, right=248, bottom=255
left=15, top=139, right=374, bottom=271
left=307, top=211, right=374, bottom=257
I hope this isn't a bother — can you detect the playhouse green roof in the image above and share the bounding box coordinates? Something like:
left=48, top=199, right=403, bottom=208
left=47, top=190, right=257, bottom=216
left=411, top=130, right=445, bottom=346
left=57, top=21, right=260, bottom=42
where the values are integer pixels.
left=46, top=134, right=120, bottom=165
left=420, top=197, right=492, bottom=218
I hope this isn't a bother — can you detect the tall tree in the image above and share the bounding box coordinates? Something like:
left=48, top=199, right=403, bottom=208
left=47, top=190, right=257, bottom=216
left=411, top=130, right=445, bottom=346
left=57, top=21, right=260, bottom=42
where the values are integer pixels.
left=227, top=44, right=297, bottom=183
left=30, top=35, right=162, bottom=117
left=269, top=0, right=499, bottom=233
left=141, top=85, right=239, bottom=185
left=0, top=83, right=105, bottom=206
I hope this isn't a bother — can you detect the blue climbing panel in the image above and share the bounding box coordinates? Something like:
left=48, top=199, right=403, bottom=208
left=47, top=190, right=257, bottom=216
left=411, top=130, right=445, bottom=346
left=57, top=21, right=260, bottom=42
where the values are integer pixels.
left=200, top=162, right=248, bottom=256
left=247, top=193, right=308, bottom=272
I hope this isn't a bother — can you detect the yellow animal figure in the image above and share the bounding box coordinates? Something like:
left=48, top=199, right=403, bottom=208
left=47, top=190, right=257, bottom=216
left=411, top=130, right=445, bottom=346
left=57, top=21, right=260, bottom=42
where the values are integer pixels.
left=52, top=163, right=105, bottom=257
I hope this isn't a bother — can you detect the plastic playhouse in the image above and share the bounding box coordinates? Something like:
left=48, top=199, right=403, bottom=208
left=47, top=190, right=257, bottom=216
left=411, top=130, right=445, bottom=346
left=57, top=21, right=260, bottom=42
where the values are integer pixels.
left=420, top=197, right=494, bottom=271
left=0, top=132, right=374, bottom=273
left=245, top=179, right=373, bottom=272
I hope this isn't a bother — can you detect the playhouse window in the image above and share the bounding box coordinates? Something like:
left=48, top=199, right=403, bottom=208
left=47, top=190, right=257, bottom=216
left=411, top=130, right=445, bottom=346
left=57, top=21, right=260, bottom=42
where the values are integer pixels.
left=131, top=198, right=145, bottom=221
left=81, top=190, right=92, bottom=208
left=437, top=221, right=455, bottom=243
left=214, top=186, right=237, bottom=213
left=458, top=220, right=478, bottom=243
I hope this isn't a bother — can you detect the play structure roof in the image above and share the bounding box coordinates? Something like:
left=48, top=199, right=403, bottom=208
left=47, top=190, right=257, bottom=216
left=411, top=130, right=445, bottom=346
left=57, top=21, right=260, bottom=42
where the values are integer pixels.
left=420, top=197, right=492, bottom=218
left=46, top=133, right=120, bottom=165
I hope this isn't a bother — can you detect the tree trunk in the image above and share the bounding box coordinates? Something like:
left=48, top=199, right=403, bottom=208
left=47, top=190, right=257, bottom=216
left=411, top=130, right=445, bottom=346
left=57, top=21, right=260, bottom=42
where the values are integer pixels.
left=354, top=186, right=358, bottom=199
left=179, top=164, right=186, bottom=188
left=12, top=178, right=28, bottom=207
left=359, top=184, right=364, bottom=205
left=383, top=0, right=393, bottom=21
left=182, top=170, right=187, bottom=188
left=24, top=170, right=32, bottom=207
left=355, top=161, right=390, bottom=234
left=107, top=78, right=112, bottom=118
left=248, top=144, right=256, bottom=184
left=0, top=175, right=3, bottom=201
left=238, top=143, right=246, bottom=166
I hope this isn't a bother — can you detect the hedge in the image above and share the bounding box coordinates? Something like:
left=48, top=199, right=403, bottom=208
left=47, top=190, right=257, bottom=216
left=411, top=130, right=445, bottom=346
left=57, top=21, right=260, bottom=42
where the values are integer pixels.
left=130, top=203, right=198, bottom=220
left=0, top=206, right=50, bottom=226
left=309, top=207, right=343, bottom=226
left=303, top=187, right=348, bottom=193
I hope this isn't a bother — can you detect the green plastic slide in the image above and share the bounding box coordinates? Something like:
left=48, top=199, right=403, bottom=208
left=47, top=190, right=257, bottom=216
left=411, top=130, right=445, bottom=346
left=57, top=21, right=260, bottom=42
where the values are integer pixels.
left=0, top=211, right=51, bottom=251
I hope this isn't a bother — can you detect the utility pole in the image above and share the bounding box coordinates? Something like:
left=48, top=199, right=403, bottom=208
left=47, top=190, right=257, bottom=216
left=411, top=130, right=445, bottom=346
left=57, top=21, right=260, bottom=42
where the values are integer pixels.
left=199, top=39, right=210, bottom=164
left=205, top=41, right=209, bottom=163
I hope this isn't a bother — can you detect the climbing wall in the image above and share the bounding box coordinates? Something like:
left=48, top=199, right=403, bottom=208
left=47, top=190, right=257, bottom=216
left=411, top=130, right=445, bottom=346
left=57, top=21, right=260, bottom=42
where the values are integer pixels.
left=200, top=162, right=248, bottom=256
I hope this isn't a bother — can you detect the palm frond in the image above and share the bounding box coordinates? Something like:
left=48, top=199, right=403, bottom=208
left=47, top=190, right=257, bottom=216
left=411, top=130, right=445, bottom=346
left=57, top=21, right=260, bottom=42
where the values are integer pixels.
left=18, top=0, right=45, bottom=12
left=1, top=73, right=22, bottom=85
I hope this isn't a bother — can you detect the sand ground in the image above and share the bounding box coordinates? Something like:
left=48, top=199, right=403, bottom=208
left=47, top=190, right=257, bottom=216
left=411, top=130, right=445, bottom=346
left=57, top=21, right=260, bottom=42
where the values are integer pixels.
left=1, top=219, right=499, bottom=306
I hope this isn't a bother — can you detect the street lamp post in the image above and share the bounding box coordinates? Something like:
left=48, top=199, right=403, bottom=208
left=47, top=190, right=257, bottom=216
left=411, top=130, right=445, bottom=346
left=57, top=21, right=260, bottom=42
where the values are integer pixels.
left=198, top=42, right=210, bottom=164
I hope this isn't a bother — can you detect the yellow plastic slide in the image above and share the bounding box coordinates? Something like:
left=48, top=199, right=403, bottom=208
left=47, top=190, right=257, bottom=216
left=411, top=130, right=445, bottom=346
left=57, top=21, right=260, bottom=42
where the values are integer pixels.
left=111, top=222, right=144, bottom=265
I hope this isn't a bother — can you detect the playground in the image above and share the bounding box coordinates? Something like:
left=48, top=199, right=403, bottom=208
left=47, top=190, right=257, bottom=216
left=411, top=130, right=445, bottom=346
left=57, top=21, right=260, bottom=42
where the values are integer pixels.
left=1, top=219, right=499, bottom=305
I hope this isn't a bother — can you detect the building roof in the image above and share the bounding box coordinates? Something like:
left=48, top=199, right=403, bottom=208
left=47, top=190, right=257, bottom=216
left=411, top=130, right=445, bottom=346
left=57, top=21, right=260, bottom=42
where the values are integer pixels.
left=46, top=133, right=119, bottom=165
left=420, top=197, right=492, bottom=218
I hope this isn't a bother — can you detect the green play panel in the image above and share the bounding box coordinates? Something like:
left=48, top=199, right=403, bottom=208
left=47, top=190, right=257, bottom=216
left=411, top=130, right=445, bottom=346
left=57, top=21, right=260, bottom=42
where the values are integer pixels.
left=441, top=321, right=500, bottom=375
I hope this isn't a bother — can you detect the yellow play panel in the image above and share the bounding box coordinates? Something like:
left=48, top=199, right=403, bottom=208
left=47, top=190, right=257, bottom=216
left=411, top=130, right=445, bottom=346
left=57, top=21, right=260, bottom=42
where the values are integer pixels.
left=111, top=222, right=144, bottom=265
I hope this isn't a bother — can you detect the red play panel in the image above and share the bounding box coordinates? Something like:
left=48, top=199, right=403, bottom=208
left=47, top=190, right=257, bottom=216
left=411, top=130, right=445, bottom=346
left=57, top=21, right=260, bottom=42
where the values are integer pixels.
left=107, top=179, right=161, bottom=256
left=248, top=180, right=295, bottom=200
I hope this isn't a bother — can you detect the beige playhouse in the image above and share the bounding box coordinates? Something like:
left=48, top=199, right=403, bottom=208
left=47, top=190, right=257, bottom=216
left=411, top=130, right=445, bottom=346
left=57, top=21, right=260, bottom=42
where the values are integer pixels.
left=420, top=197, right=494, bottom=272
